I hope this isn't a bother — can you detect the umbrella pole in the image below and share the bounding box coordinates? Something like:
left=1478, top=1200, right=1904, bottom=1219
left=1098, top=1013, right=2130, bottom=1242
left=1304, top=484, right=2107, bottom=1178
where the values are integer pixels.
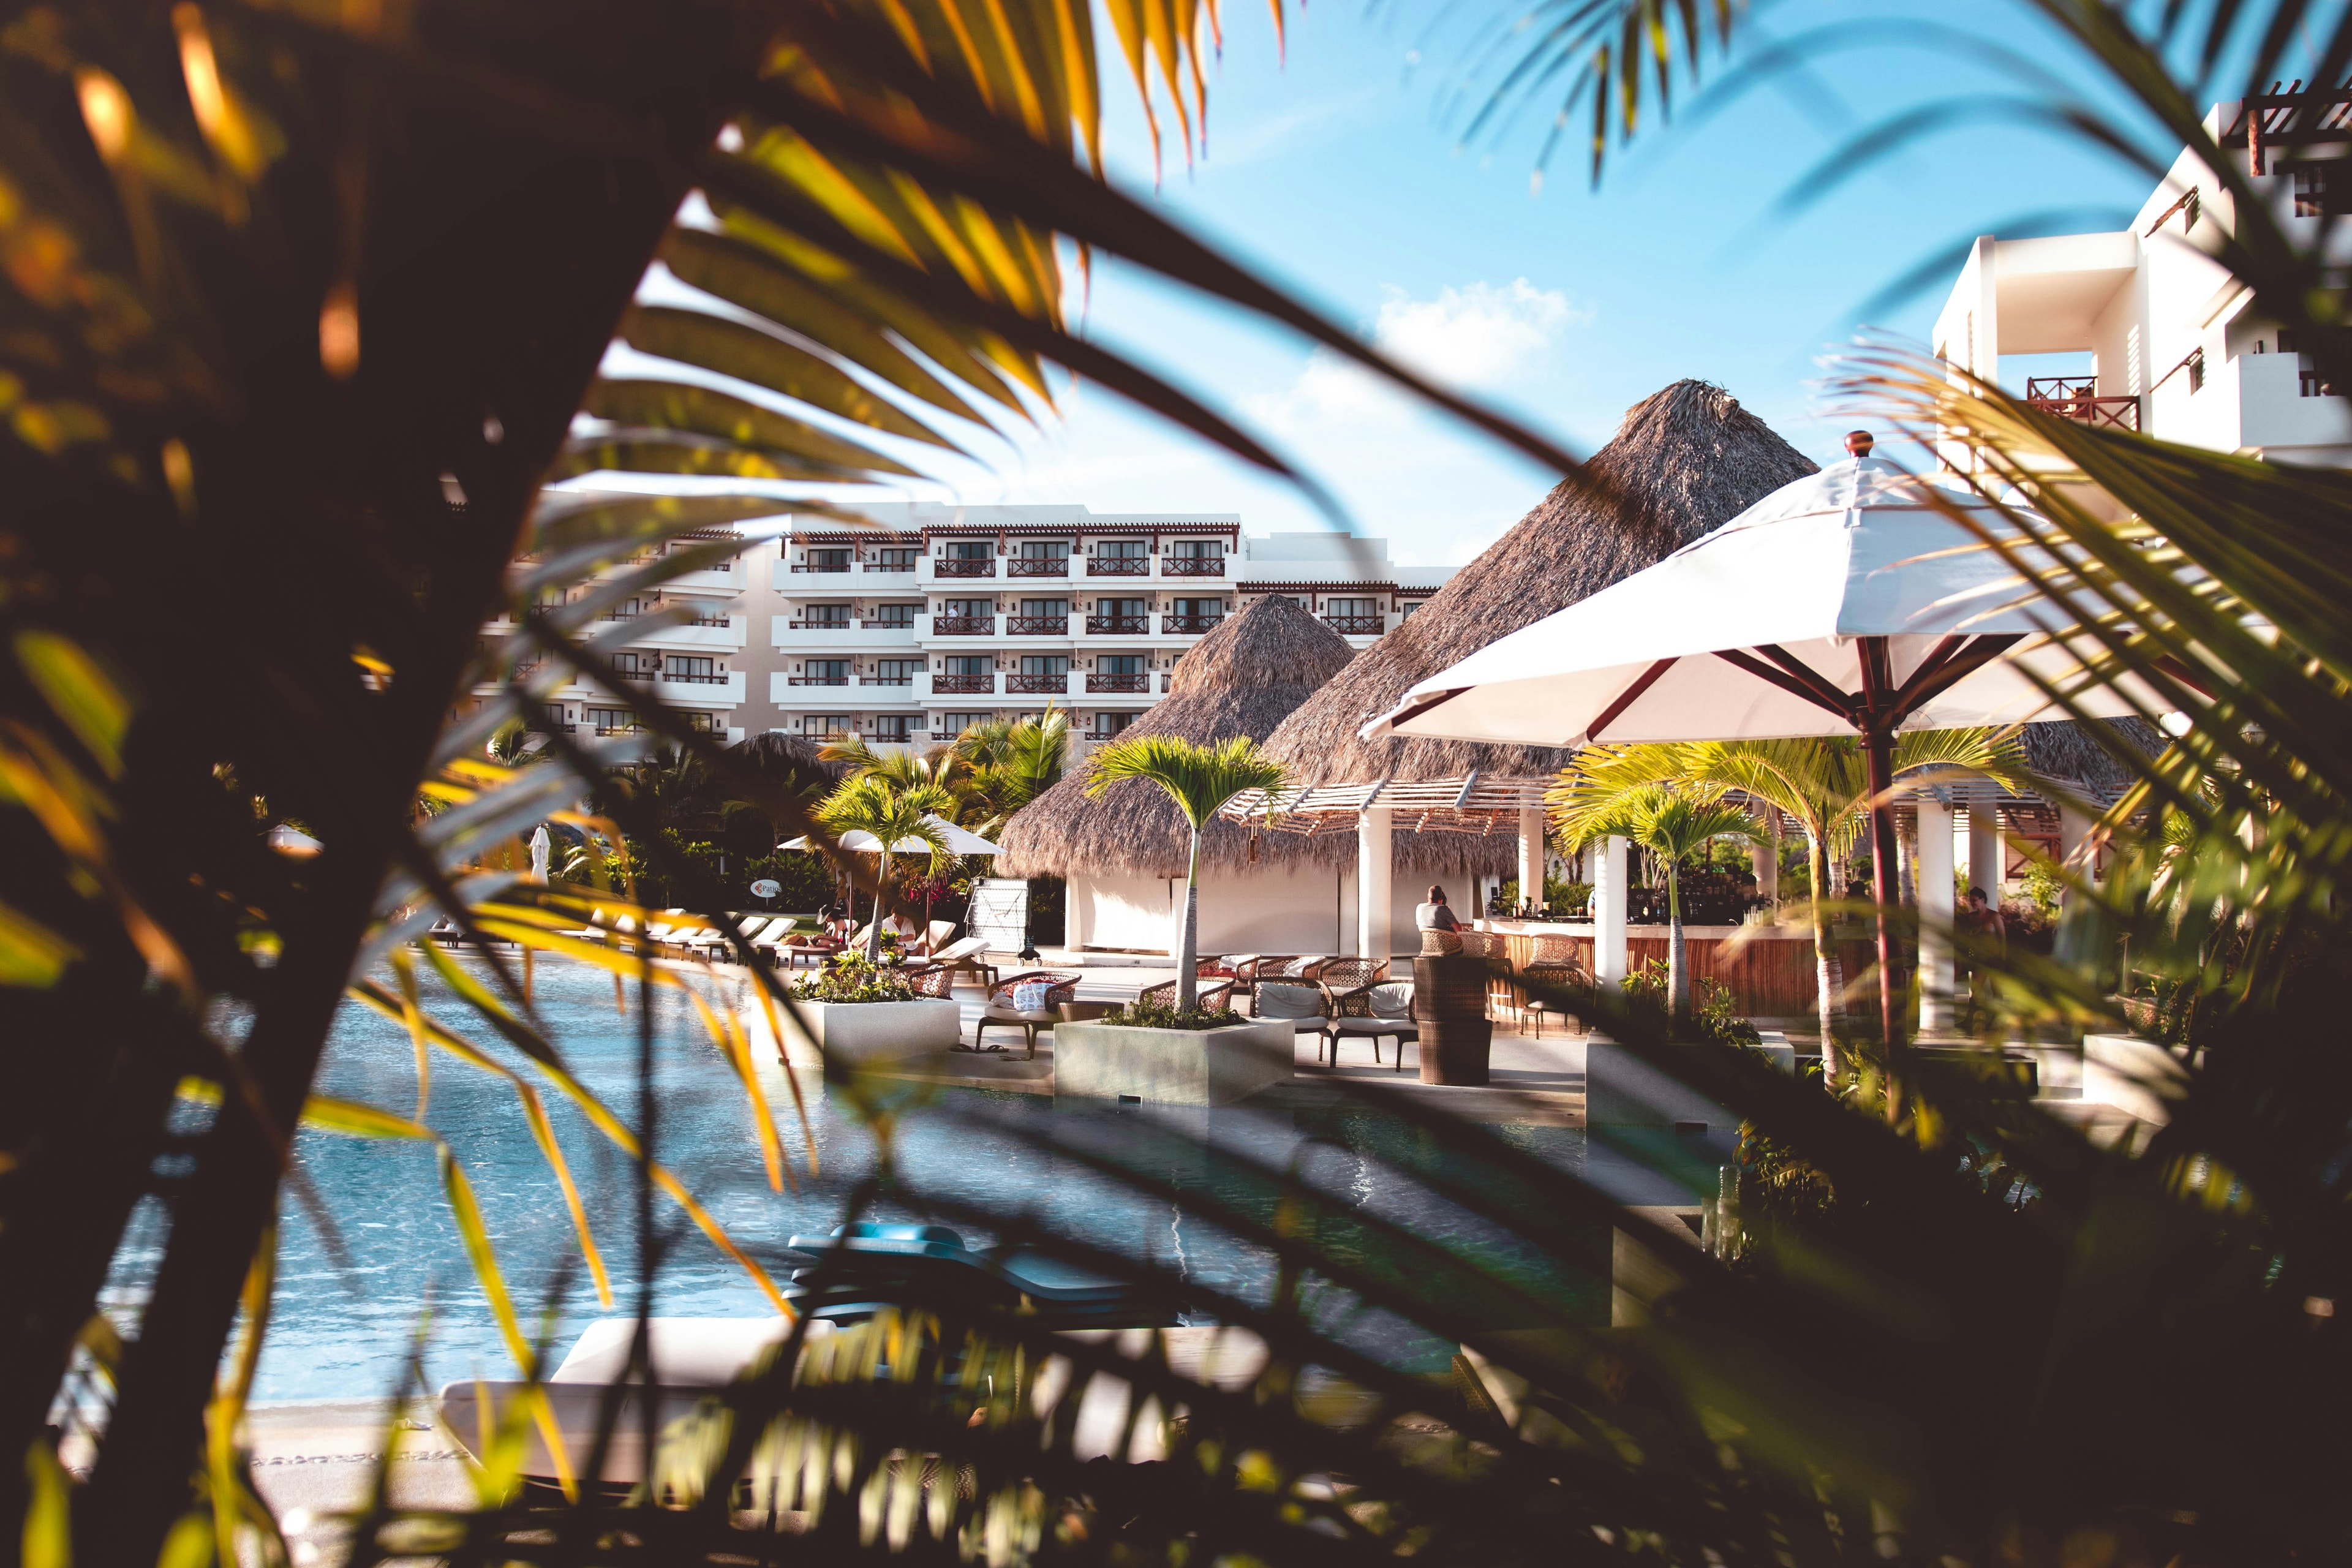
left=1863, top=723, right=1905, bottom=1123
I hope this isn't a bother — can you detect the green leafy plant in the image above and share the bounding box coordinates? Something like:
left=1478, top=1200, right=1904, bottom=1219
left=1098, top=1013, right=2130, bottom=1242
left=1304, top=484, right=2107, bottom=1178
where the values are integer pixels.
left=1098, top=998, right=1242, bottom=1030
left=791, top=951, right=923, bottom=1005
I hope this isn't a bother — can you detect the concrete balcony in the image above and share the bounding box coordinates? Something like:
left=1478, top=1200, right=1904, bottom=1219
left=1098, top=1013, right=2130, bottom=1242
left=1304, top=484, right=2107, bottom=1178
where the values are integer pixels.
left=1084, top=557, right=1150, bottom=577
left=1161, top=614, right=1223, bottom=635
left=1005, top=615, right=1072, bottom=636
left=932, top=616, right=996, bottom=636
left=1323, top=615, right=1384, bottom=636
left=927, top=558, right=998, bottom=579
left=649, top=669, right=745, bottom=708
left=1086, top=672, right=1151, bottom=693
left=1006, top=672, right=1072, bottom=696
left=1085, top=615, right=1149, bottom=635
left=660, top=563, right=742, bottom=595
left=929, top=673, right=998, bottom=696
left=625, top=615, right=747, bottom=653
left=1007, top=557, right=1071, bottom=578
left=1161, top=557, right=1226, bottom=578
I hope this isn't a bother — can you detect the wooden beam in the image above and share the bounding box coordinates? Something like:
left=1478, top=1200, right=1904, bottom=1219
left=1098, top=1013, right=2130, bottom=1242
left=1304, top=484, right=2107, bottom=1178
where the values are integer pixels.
left=1585, top=657, right=1678, bottom=741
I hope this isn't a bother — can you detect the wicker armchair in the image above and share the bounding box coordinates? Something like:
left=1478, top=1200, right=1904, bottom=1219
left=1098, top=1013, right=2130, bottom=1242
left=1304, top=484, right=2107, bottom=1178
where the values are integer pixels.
left=1313, top=957, right=1388, bottom=993
left=973, top=971, right=1081, bottom=1057
left=1137, top=977, right=1236, bottom=1011
left=1521, top=941, right=1593, bottom=1038
left=899, top=963, right=956, bottom=999
left=1320, top=979, right=1416, bottom=1069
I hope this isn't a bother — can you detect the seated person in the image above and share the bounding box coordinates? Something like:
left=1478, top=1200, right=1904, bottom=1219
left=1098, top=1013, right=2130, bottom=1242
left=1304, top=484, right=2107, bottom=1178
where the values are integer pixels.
left=1414, top=885, right=1462, bottom=933
left=880, top=909, right=930, bottom=954
left=816, top=903, right=854, bottom=943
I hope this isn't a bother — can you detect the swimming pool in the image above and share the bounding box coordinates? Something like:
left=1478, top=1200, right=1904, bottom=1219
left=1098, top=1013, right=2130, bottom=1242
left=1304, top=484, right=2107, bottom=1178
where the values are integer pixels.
left=219, top=956, right=1594, bottom=1403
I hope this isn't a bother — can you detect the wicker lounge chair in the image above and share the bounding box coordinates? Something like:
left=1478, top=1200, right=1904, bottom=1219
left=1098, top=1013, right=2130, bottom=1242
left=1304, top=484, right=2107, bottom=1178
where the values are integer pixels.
left=1320, top=979, right=1416, bottom=1069
left=972, top=971, right=1080, bottom=1057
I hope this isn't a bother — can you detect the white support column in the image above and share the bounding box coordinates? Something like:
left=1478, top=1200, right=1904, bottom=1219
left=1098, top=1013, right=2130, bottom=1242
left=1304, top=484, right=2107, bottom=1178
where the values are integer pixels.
left=1358, top=807, right=1393, bottom=965
left=1750, top=806, right=1779, bottom=902
left=2058, top=802, right=2097, bottom=905
left=1517, top=806, right=1546, bottom=913
left=1916, top=799, right=1956, bottom=1033
left=1967, top=805, right=2002, bottom=900
left=1593, top=836, right=1629, bottom=993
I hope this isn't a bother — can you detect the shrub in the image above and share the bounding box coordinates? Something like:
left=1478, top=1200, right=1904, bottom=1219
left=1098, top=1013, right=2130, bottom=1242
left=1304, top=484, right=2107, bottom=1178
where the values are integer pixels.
left=791, top=951, right=923, bottom=1004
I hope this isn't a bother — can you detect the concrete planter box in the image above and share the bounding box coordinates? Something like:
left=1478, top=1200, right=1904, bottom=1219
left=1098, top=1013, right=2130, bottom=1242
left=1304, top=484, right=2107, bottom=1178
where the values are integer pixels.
left=1055, top=1018, right=1295, bottom=1107
left=784, top=998, right=961, bottom=1068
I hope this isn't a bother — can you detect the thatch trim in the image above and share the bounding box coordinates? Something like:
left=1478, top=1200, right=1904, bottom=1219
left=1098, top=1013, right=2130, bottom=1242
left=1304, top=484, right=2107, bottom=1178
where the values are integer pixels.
left=1262, top=380, right=1820, bottom=798
left=730, top=729, right=847, bottom=788
left=2019, top=717, right=2168, bottom=802
left=994, top=598, right=1522, bottom=878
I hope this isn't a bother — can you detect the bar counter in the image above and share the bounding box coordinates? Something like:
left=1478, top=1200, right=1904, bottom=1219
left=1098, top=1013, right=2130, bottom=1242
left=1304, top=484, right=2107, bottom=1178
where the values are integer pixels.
left=1472, top=918, right=1861, bottom=1022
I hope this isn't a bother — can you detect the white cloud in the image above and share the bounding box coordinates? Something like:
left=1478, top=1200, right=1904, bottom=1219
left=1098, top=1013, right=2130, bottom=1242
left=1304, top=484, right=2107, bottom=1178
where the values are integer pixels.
left=1244, top=276, right=1589, bottom=434
left=1371, top=277, right=1589, bottom=390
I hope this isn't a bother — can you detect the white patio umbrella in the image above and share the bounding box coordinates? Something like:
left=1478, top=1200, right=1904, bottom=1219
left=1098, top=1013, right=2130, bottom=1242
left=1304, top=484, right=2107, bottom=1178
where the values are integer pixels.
left=777, top=816, right=998, bottom=855
left=1363, top=432, right=2169, bottom=1052
left=529, top=824, right=552, bottom=884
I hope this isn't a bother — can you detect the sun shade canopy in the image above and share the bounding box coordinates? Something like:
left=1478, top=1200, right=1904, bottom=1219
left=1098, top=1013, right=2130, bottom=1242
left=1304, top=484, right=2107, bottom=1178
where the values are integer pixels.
left=1363, top=456, right=2165, bottom=749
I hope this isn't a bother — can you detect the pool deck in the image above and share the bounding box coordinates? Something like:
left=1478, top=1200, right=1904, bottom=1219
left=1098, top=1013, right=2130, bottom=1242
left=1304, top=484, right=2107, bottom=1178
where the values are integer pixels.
left=762, top=958, right=1589, bottom=1126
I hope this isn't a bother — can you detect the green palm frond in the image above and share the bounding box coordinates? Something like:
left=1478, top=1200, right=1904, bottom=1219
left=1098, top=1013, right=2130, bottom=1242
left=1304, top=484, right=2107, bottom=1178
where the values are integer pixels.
left=1084, top=733, right=1286, bottom=830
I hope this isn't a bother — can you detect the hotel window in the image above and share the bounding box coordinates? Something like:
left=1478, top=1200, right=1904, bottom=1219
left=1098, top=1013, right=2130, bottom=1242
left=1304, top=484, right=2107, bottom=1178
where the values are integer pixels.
left=1017, top=540, right=1070, bottom=560
left=940, top=712, right=992, bottom=732
left=944, top=540, right=992, bottom=560
left=665, top=655, right=718, bottom=682
left=1169, top=538, right=1223, bottom=559
left=682, top=710, right=720, bottom=733
left=803, top=714, right=850, bottom=737
left=941, top=598, right=993, bottom=619
left=876, top=547, right=918, bottom=569
left=872, top=658, right=918, bottom=683
left=586, top=707, right=637, bottom=735
left=609, top=650, right=655, bottom=677
left=868, top=603, right=917, bottom=627
left=872, top=715, right=913, bottom=741
left=1095, top=710, right=1137, bottom=736
left=806, top=547, right=852, bottom=571
left=1017, top=598, right=1069, bottom=618
left=1099, top=654, right=1145, bottom=674
left=1169, top=597, right=1221, bottom=618
left=537, top=703, right=570, bottom=729
left=942, top=655, right=990, bottom=676
left=1400, top=601, right=1424, bottom=619
left=2294, top=164, right=2348, bottom=217
left=1326, top=597, right=1379, bottom=618
left=803, top=659, right=849, bottom=685
left=1096, top=539, right=1146, bottom=560
left=1020, top=655, right=1069, bottom=676
left=1098, top=597, right=1147, bottom=619
left=799, top=603, right=850, bottom=627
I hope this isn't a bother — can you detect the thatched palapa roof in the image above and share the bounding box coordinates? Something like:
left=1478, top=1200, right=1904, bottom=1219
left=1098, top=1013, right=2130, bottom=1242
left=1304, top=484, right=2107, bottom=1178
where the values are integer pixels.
left=995, top=595, right=1357, bottom=878
left=1262, top=380, right=1820, bottom=794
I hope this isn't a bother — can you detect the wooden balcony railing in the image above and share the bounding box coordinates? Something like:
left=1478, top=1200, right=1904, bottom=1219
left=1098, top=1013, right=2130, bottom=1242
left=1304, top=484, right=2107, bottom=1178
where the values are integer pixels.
left=788, top=619, right=852, bottom=630
left=932, top=673, right=994, bottom=693
left=1008, top=557, right=1070, bottom=576
left=1006, top=615, right=1068, bottom=635
left=787, top=674, right=849, bottom=686
left=2024, top=377, right=2139, bottom=429
left=1007, top=673, right=1068, bottom=694
left=934, top=558, right=996, bottom=576
left=790, top=562, right=853, bottom=573
left=864, top=560, right=918, bottom=572
left=1086, top=557, right=1148, bottom=575
left=859, top=676, right=914, bottom=685
left=932, top=616, right=995, bottom=635
left=1162, top=556, right=1224, bottom=576
left=663, top=671, right=731, bottom=685
left=1324, top=615, right=1384, bottom=635
left=1086, top=615, right=1148, bottom=634
left=1162, top=614, right=1222, bottom=633
left=861, top=616, right=918, bottom=629
left=1087, top=672, right=1150, bottom=692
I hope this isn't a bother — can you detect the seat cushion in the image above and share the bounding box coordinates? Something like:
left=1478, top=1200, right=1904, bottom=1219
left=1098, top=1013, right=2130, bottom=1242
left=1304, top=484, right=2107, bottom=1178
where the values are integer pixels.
left=1254, top=982, right=1324, bottom=1020
left=1330, top=1019, right=1417, bottom=1036
left=982, top=1003, right=1053, bottom=1022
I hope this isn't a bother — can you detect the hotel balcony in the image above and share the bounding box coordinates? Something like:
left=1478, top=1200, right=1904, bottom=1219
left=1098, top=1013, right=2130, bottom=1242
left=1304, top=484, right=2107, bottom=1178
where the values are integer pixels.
left=2023, top=376, right=2141, bottom=429
left=788, top=561, right=856, bottom=575
left=1007, top=557, right=1070, bottom=577
left=930, top=673, right=995, bottom=695
left=649, top=669, right=745, bottom=708
left=1086, top=672, right=1150, bottom=692
left=1006, top=672, right=1071, bottom=695
left=1161, top=557, right=1225, bottom=577
left=1085, top=614, right=1148, bottom=635
left=931, top=558, right=997, bottom=578
left=859, top=674, right=916, bottom=687
left=1161, top=614, right=1222, bottom=634
left=932, top=615, right=996, bottom=635
left=788, top=617, right=853, bottom=631
left=1085, top=557, right=1148, bottom=576
left=1005, top=615, right=1070, bottom=636
left=1323, top=614, right=1384, bottom=636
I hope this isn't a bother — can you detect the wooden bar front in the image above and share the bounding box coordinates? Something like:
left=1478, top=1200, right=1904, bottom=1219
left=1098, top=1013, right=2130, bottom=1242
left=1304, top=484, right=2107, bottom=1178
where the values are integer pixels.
left=1473, top=919, right=1870, bottom=1022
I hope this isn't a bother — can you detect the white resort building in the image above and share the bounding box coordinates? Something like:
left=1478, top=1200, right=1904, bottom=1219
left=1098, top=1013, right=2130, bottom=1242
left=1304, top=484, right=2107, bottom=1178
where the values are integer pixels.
left=1934, top=89, right=2352, bottom=466
left=758, top=504, right=1452, bottom=752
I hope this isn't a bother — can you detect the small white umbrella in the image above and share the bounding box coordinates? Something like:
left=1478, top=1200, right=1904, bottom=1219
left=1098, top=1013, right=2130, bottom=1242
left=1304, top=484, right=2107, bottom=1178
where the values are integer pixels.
left=1364, top=432, right=2171, bottom=1052
left=923, top=815, right=1000, bottom=856
left=778, top=816, right=998, bottom=856
left=529, top=824, right=552, bottom=884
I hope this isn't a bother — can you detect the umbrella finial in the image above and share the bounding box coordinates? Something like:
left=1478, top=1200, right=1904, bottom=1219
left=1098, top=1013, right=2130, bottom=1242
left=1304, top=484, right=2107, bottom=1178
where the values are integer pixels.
left=1844, top=429, right=1875, bottom=456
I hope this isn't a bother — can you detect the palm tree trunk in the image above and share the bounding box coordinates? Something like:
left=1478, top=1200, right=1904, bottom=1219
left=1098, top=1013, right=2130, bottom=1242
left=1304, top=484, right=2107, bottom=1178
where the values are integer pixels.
left=1667, top=861, right=1689, bottom=1021
left=867, top=848, right=890, bottom=963
left=1808, top=831, right=1846, bottom=1082
left=1178, top=828, right=1201, bottom=1011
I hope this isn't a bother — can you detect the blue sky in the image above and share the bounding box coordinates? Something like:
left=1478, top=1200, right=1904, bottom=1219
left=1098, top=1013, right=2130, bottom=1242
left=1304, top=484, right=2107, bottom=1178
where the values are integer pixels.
left=902, top=0, right=2178, bottom=565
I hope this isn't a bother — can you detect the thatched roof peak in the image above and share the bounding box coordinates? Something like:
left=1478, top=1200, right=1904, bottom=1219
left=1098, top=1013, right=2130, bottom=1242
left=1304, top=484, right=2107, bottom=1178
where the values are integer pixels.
left=992, top=597, right=1354, bottom=878
left=1262, top=379, right=1820, bottom=788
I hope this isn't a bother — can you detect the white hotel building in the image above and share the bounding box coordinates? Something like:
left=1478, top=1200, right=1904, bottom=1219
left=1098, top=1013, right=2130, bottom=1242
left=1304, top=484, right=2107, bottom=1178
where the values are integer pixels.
left=758, top=504, right=1452, bottom=750
left=1933, top=89, right=2352, bottom=464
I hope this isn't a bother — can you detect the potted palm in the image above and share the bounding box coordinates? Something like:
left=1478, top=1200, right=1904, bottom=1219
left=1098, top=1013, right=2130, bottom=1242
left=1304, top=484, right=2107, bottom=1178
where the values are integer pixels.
left=1556, top=783, right=1757, bottom=1023
left=1053, top=736, right=1296, bottom=1106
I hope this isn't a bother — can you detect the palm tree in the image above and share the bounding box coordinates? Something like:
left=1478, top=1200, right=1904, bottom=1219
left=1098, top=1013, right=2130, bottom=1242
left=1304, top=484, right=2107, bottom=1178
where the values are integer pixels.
left=821, top=735, right=976, bottom=807
left=814, top=776, right=956, bottom=963
left=1085, top=736, right=1286, bottom=1009
left=955, top=709, right=1072, bottom=836
left=1553, top=783, right=1755, bottom=1021
left=1555, top=733, right=2027, bottom=1072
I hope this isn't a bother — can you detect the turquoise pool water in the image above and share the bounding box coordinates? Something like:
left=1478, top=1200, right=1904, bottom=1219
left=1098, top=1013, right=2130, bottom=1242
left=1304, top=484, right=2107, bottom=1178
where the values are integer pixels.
left=219, top=956, right=1591, bottom=1403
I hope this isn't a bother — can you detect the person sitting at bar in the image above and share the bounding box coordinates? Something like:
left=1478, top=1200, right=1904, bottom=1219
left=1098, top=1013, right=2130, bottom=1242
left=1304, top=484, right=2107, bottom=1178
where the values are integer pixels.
left=1415, top=886, right=1461, bottom=933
